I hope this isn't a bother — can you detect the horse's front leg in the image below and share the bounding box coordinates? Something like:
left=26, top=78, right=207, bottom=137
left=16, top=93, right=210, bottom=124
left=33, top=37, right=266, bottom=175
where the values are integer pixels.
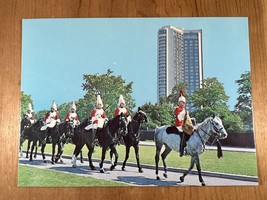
left=155, top=144, right=162, bottom=180
left=80, top=149, right=83, bottom=163
left=26, top=140, right=31, bottom=158
left=179, top=156, right=195, bottom=184
left=122, top=145, right=130, bottom=171
left=134, top=144, right=143, bottom=173
left=29, top=141, right=36, bottom=161
left=55, top=142, right=63, bottom=163
left=34, top=141, right=39, bottom=158
left=161, top=146, right=172, bottom=178
left=110, top=145, right=118, bottom=171
left=85, top=143, right=95, bottom=170
left=72, top=143, right=84, bottom=168
left=195, top=156, right=206, bottom=186
left=41, top=142, right=47, bottom=163
left=99, top=147, right=107, bottom=173
left=51, top=143, right=56, bottom=164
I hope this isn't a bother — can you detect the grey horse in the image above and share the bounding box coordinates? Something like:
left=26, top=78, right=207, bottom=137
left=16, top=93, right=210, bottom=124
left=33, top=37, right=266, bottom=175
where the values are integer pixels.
left=154, top=116, right=228, bottom=186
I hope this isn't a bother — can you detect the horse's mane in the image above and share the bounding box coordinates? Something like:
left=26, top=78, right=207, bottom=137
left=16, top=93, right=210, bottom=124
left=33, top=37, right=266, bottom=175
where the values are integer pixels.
left=196, top=117, right=213, bottom=131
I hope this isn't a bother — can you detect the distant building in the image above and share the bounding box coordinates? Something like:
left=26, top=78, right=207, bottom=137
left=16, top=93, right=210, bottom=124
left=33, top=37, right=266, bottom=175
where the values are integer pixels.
left=157, top=26, right=203, bottom=111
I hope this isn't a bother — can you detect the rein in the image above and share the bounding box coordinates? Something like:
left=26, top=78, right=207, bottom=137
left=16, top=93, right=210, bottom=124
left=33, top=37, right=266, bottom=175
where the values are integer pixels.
left=196, top=129, right=206, bottom=149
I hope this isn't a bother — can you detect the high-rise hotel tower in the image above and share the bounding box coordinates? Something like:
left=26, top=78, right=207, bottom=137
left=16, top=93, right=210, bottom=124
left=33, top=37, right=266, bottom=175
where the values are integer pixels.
left=157, top=26, right=203, bottom=110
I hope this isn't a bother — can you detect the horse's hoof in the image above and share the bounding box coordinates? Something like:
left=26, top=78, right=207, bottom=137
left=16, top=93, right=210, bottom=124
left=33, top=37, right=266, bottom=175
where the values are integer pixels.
left=26, top=155, right=29, bottom=158
left=100, top=169, right=105, bottom=173
left=34, top=155, right=37, bottom=159
left=43, top=160, right=47, bottom=163
left=202, top=182, right=206, bottom=186
left=80, top=160, right=84, bottom=163
left=156, top=176, right=160, bottom=180
left=163, top=173, right=167, bottom=178
left=90, top=166, right=96, bottom=170
left=179, top=176, right=184, bottom=183
left=72, top=164, right=77, bottom=168
left=110, top=165, right=115, bottom=171
left=138, top=168, right=143, bottom=173
left=122, top=166, right=125, bottom=171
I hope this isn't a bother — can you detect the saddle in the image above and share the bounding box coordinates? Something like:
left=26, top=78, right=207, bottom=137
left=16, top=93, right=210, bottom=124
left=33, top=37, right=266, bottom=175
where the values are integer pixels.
left=166, top=126, right=192, bottom=142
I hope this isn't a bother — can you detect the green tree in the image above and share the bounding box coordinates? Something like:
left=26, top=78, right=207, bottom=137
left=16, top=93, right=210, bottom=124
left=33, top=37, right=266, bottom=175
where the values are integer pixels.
left=20, top=91, right=33, bottom=117
left=190, top=77, right=243, bottom=132
left=234, top=71, right=253, bottom=131
left=34, top=110, right=48, bottom=120
left=141, top=97, right=174, bottom=129
left=81, top=69, right=135, bottom=118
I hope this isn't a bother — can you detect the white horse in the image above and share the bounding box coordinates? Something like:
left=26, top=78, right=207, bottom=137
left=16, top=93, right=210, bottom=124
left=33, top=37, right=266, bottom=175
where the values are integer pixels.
left=154, top=116, right=228, bottom=186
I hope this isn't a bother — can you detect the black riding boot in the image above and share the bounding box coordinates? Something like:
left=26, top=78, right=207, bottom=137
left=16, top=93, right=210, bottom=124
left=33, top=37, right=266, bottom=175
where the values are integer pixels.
left=180, top=132, right=186, bottom=157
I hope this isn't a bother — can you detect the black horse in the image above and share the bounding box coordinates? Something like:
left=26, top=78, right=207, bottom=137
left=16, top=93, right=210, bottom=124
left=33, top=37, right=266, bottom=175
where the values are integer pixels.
left=25, top=118, right=47, bottom=161
left=121, top=108, right=148, bottom=172
left=71, top=113, right=128, bottom=173
left=43, top=122, right=64, bottom=164
left=54, top=120, right=84, bottom=163
left=19, top=117, right=32, bottom=157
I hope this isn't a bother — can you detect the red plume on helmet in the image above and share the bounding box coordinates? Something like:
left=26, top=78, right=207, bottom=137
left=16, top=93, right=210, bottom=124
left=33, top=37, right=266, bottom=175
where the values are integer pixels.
left=178, top=89, right=186, bottom=103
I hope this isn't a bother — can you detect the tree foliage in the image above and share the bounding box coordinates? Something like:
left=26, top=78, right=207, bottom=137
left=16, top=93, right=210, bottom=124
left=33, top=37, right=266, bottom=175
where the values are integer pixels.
left=20, top=91, right=33, bottom=117
left=190, top=77, right=244, bottom=132
left=234, top=71, right=253, bottom=131
left=81, top=69, right=135, bottom=118
left=141, top=97, right=174, bottom=129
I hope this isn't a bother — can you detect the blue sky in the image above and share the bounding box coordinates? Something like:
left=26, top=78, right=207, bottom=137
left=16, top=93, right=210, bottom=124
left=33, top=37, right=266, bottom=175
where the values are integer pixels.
left=21, top=17, right=250, bottom=112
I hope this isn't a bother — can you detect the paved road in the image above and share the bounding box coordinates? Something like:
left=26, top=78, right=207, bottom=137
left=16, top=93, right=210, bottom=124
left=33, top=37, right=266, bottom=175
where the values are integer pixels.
left=19, top=153, right=258, bottom=187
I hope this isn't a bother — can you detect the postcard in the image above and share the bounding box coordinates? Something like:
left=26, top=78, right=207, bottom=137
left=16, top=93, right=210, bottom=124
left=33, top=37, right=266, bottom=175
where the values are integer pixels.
left=18, top=17, right=258, bottom=187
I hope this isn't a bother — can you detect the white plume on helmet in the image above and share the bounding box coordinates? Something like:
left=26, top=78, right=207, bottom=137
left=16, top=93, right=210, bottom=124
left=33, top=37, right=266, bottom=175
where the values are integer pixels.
left=118, top=94, right=125, bottom=106
left=28, top=103, right=33, bottom=112
left=71, top=101, right=76, bottom=111
left=96, top=95, right=103, bottom=107
left=51, top=101, right=57, bottom=111
left=178, top=90, right=186, bottom=103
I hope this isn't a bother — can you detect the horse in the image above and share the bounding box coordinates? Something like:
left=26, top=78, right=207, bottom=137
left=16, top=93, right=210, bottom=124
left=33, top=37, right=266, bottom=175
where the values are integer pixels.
left=54, top=120, right=84, bottom=163
left=19, top=117, right=32, bottom=157
left=71, top=113, right=128, bottom=173
left=119, top=108, right=148, bottom=172
left=25, top=118, right=47, bottom=161
left=154, top=116, right=228, bottom=186
left=42, top=121, right=64, bottom=164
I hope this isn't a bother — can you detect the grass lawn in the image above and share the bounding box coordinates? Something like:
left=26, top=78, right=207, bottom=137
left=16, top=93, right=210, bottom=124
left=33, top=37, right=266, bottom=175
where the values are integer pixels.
left=18, top=164, right=128, bottom=187
left=21, top=141, right=258, bottom=176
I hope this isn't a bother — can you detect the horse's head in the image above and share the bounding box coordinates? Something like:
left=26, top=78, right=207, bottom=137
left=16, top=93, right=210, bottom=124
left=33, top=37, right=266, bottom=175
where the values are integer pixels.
left=133, top=107, right=148, bottom=123
left=119, top=113, right=128, bottom=132
left=210, top=116, right=228, bottom=139
left=65, top=120, right=75, bottom=137
left=21, top=117, right=31, bottom=130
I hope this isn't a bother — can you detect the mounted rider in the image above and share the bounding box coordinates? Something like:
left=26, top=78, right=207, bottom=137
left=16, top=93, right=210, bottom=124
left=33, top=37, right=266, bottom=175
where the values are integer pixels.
left=64, top=101, right=80, bottom=127
left=174, top=90, right=191, bottom=157
left=85, top=95, right=108, bottom=132
left=113, top=95, right=131, bottom=142
left=114, top=95, right=131, bottom=121
left=39, top=101, right=61, bottom=143
left=23, top=103, right=35, bottom=125
left=45, top=101, right=61, bottom=127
